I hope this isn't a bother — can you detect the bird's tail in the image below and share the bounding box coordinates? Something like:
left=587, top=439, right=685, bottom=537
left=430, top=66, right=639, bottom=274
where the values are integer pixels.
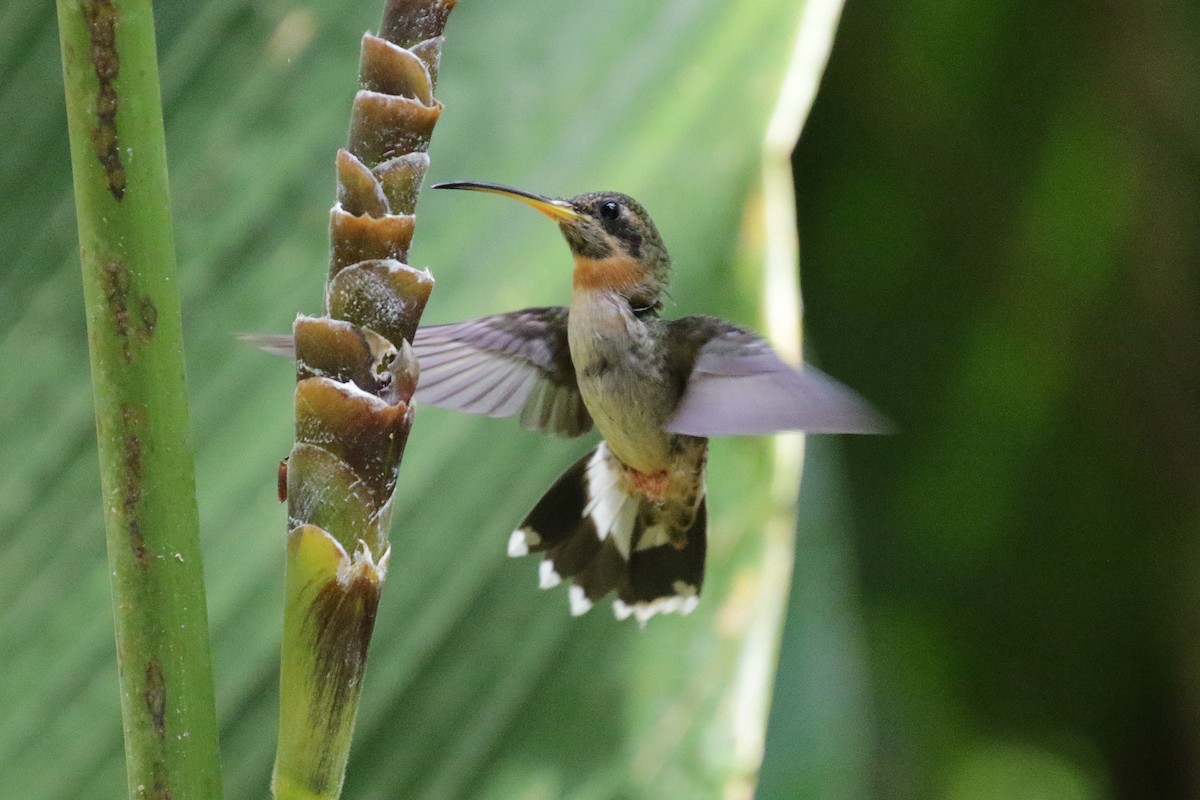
left=508, top=443, right=706, bottom=625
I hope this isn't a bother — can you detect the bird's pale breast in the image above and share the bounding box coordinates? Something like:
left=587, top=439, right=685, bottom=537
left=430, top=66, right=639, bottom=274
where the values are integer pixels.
left=566, top=291, right=674, bottom=469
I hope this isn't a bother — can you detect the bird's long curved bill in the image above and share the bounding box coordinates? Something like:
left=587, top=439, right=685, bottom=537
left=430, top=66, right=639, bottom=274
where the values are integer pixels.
left=433, top=180, right=581, bottom=222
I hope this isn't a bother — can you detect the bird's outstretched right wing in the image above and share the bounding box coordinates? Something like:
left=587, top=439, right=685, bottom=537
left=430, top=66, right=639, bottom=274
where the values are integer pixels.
left=413, top=307, right=592, bottom=437
left=665, top=316, right=887, bottom=437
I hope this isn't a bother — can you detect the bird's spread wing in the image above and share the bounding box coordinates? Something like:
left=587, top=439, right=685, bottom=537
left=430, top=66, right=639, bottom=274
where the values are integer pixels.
left=665, top=316, right=886, bottom=436
left=413, top=307, right=592, bottom=437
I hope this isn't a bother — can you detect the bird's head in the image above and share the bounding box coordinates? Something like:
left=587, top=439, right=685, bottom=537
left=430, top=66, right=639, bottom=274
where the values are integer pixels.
left=434, top=181, right=671, bottom=311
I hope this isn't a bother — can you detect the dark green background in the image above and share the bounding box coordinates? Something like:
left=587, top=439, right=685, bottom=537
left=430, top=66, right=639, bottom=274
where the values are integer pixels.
left=763, top=1, right=1199, bottom=798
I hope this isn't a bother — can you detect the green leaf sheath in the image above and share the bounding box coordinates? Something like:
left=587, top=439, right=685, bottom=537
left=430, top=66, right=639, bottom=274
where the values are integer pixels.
left=55, top=0, right=222, bottom=798
left=272, top=3, right=455, bottom=798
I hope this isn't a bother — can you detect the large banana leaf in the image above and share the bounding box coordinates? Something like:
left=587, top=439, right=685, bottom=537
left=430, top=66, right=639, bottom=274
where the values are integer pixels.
left=0, top=1, right=869, bottom=797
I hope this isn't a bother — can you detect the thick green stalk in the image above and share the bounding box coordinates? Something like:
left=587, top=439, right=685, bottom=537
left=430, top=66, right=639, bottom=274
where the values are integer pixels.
left=56, top=1, right=222, bottom=798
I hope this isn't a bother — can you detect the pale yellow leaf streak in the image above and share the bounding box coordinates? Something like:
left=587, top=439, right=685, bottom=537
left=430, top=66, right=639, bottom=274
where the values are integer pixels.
left=725, top=1, right=846, bottom=797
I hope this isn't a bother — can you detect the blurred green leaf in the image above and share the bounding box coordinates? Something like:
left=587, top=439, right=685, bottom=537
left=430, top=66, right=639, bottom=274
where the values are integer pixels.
left=2, top=2, right=866, bottom=797
left=791, top=0, right=1198, bottom=796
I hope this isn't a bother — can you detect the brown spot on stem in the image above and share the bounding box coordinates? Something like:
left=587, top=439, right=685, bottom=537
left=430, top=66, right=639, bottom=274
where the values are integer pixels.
left=128, top=519, right=149, bottom=565
left=144, top=659, right=167, bottom=738
left=146, top=761, right=171, bottom=800
left=122, top=434, right=141, bottom=504
left=81, top=0, right=125, bottom=199
left=120, top=404, right=150, bottom=564
left=137, top=296, right=158, bottom=341
left=101, top=259, right=132, bottom=361
left=122, top=441, right=141, bottom=509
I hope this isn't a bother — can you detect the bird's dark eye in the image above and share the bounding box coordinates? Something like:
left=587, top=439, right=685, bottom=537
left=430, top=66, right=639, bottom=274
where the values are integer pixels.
left=598, top=200, right=621, bottom=221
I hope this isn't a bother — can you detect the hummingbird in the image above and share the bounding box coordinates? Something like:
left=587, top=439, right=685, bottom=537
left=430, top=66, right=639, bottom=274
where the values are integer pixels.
left=403, top=181, right=885, bottom=624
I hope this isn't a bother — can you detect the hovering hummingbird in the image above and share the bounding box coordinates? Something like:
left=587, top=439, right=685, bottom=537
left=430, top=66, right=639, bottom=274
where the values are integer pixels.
left=258, top=182, right=884, bottom=623
left=405, top=181, right=885, bottom=624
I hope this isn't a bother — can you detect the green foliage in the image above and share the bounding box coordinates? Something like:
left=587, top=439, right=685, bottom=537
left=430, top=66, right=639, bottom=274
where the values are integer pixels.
left=5, top=2, right=866, bottom=798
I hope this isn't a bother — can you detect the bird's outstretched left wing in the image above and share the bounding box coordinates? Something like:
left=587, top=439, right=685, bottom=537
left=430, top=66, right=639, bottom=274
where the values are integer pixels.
left=665, top=316, right=886, bottom=437
left=413, top=307, right=592, bottom=437
left=247, top=308, right=590, bottom=437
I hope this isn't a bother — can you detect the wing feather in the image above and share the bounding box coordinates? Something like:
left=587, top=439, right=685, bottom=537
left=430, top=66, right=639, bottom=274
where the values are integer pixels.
left=474, top=366, right=536, bottom=417
left=426, top=356, right=513, bottom=409
left=665, top=316, right=887, bottom=436
left=412, top=307, right=592, bottom=437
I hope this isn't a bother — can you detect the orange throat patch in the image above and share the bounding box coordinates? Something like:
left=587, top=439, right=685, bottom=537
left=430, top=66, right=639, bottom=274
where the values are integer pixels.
left=572, top=255, right=644, bottom=293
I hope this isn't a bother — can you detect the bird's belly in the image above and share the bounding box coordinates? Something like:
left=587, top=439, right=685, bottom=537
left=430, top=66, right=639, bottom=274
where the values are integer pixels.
left=578, top=369, right=674, bottom=473
left=568, top=290, right=685, bottom=474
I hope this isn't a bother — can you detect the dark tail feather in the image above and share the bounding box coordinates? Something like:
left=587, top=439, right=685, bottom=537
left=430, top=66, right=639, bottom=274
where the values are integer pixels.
left=507, top=448, right=592, bottom=560
left=616, top=497, right=707, bottom=624
left=508, top=444, right=707, bottom=624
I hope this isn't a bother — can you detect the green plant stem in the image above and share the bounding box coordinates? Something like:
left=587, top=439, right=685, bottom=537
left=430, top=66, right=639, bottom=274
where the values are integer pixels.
left=56, top=1, right=222, bottom=798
